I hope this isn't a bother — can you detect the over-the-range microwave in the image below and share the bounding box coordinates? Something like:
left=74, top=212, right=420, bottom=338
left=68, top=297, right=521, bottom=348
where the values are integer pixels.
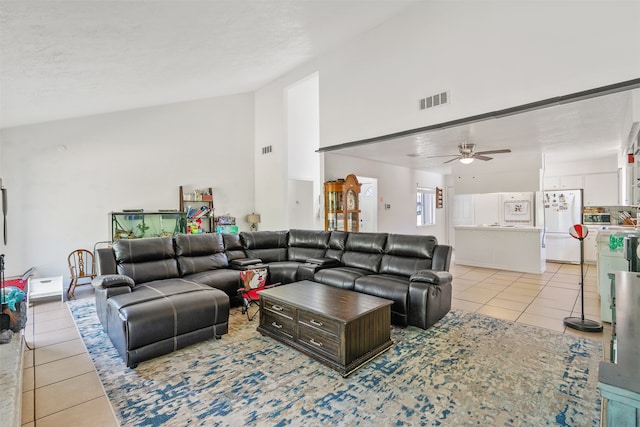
left=583, top=213, right=611, bottom=224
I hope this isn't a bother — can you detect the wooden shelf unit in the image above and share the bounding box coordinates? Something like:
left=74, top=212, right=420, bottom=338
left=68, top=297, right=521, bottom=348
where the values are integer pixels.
left=179, top=186, right=214, bottom=233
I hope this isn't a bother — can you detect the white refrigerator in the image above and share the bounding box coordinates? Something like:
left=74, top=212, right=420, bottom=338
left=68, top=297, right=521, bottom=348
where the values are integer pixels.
left=543, top=190, right=583, bottom=263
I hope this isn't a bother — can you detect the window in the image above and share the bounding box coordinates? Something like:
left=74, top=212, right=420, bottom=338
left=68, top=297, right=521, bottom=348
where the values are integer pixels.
left=416, top=187, right=436, bottom=226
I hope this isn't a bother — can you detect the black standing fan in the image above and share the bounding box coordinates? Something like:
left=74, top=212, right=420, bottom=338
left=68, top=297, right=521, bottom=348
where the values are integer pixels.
left=563, top=224, right=603, bottom=332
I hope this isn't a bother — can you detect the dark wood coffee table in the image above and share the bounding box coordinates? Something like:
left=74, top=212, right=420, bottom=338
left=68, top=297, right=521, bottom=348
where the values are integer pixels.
left=257, top=280, right=393, bottom=377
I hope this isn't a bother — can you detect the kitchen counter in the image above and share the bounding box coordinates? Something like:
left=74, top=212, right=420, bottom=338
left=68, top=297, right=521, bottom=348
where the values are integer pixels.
left=456, top=225, right=543, bottom=232
left=454, top=225, right=545, bottom=274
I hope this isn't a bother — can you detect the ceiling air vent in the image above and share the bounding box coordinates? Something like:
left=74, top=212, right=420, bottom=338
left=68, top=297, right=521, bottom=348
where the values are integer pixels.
left=262, top=145, right=273, bottom=155
left=419, top=91, right=450, bottom=110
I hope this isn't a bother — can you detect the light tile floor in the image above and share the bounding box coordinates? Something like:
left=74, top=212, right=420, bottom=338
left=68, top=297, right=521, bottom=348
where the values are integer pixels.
left=21, top=262, right=611, bottom=426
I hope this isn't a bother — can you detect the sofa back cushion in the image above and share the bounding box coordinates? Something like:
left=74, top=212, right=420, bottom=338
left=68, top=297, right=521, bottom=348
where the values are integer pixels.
left=287, top=229, right=330, bottom=262
left=379, top=234, right=438, bottom=276
left=174, top=233, right=228, bottom=276
left=222, top=233, right=246, bottom=262
left=241, top=230, right=289, bottom=262
left=325, top=231, right=348, bottom=261
left=341, top=232, right=387, bottom=273
left=113, top=237, right=179, bottom=284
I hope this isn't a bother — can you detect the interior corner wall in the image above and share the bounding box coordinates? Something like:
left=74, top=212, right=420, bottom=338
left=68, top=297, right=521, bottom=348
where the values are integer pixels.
left=325, top=154, right=446, bottom=241
left=254, top=62, right=320, bottom=232
left=0, top=93, right=254, bottom=278
left=286, top=73, right=322, bottom=230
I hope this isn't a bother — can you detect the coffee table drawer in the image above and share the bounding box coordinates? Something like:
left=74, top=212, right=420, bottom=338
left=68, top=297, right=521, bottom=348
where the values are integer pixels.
left=298, top=324, right=340, bottom=361
left=262, top=298, right=295, bottom=320
left=262, top=311, right=295, bottom=339
left=298, top=311, right=339, bottom=337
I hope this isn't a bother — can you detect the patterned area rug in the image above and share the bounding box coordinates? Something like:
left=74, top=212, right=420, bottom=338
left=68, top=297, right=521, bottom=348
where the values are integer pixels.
left=68, top=299, right=602, bottom=426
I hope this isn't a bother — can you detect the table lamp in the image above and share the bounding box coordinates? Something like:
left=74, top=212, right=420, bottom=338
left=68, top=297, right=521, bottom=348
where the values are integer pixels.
left=247, top=213, right=261, bottom=231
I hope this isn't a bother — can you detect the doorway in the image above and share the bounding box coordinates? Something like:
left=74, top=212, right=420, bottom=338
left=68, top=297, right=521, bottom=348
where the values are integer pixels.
left=287, top=179, right=314, bottom=229
left=357, top=176, right=378, bottom=232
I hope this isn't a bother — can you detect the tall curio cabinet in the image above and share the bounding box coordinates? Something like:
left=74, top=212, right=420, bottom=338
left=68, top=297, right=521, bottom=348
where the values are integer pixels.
left=324, top=174, right=361, bottom=232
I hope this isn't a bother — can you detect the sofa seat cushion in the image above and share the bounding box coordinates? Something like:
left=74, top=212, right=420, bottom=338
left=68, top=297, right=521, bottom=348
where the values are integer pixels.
left=354, top=274, right=409, bottom=325
left=184, top=269, right=242, bottom=298
left=313, top=267, right=371, bottom=290
left=264, top=261, right=301, bottom=285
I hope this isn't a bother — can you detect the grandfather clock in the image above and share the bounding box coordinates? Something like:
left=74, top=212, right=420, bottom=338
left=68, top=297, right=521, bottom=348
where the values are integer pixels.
left=324, top=174, right=361, bottom=232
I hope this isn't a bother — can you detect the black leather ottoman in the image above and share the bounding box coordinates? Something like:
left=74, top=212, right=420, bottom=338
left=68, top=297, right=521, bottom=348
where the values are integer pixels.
left=105, top=279, right=229, bottom=368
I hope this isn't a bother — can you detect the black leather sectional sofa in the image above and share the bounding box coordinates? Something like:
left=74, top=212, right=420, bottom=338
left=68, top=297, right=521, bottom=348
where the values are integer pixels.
left=93, top=229, right=453, bottom=367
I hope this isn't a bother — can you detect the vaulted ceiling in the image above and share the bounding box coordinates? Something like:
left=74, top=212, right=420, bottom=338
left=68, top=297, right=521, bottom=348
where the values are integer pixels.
left=1, top=1, right=638, bottom=172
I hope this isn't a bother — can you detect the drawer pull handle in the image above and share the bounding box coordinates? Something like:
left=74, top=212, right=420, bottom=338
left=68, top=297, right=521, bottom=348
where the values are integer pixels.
left=271, top=304, right=284, bottom=311
left=310, top=338, right=323, bottom=347
left=271, top=322, right=283, bottom=329
left=310, top=319, right=324, bottom=327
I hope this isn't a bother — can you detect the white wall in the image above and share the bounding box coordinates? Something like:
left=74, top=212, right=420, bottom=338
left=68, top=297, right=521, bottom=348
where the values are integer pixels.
left=286, top=73, right=322, bottom=230
left=255, top=1, right=639, bottom=235
left=544, top=157, right=619, bottom=176
left=452, top=155, right=542, bottom=194
left=0, top=94, right=255, bottom=278
left=319, top=1, right=640, bottom=147
left=4, top=1, right=637, bottom=276
left=325, top=153, right=447, bottom=241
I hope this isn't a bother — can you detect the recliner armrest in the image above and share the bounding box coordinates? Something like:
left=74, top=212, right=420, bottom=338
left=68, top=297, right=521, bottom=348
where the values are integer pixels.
left=92, top=274, right=135, bottom=290
left=230, top=258, right=263, bottom=269
left=305, top=257, right=340, bottom=267
left=410, top=270, right=452, bottom=285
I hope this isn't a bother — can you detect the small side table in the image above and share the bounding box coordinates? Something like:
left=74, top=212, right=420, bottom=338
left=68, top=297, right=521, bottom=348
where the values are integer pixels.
left=28, top=276, right=64, bottom=303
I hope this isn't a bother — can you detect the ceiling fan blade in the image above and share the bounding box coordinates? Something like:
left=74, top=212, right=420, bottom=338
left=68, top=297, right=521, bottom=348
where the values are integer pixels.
left=423, top=153, right=460, bottom=159
left=475, top=155, right=493, bottom=161
left=475, top=149, right=511, bottom=155
left=443, top=156, right=462, bottom=164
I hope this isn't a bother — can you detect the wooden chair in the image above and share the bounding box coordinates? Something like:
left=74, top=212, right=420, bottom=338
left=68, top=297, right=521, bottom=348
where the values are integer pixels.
left=67, top=249, right=96, bottom=299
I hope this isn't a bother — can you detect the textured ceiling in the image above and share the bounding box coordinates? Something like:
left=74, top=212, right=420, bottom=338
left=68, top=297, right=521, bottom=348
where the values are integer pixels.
left=0, top=0, right=414, bottom=128
left=325, top=89, right=639, bottom=172
left=1, top=1, right=638, bottom=172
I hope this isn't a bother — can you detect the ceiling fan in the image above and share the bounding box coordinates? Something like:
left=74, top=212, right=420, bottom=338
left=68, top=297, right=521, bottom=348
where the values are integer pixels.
left=428, top=143, right=512, bottom=164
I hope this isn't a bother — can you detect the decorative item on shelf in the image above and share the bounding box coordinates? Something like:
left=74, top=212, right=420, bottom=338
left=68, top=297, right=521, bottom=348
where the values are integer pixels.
left=436, top=187, right=443, bottom=209
left=215, top=214, right=238, bottom=234
left=247, top=213, right=261, bottom=231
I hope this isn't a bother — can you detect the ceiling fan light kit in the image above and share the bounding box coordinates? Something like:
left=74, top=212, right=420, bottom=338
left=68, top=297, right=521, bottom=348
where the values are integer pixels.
left=459, top=157, right=474, bottom=164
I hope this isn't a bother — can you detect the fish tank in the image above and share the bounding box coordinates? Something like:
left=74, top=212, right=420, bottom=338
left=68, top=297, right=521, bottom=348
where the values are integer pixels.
left=110, top=211, right=187, bottom=240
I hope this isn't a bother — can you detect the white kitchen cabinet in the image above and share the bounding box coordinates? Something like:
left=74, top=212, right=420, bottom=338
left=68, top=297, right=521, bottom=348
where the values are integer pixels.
left=472, top=193, right=501, bottom=225
left=597, top=239, right=628, bottom=323
left=584, top=226, right=599, bottom=264
left=584, top=172, right=619, bottom=206
left=543, top=175, right=584, bottom=190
